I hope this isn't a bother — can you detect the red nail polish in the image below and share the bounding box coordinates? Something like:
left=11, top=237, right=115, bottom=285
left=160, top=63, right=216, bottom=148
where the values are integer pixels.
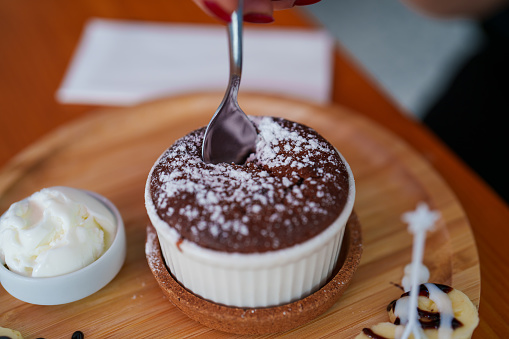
left=243, top=13, right=274, bottom=24
left=203, top=1, right=231, bottom=22
left=294, top=0, right=322, bottom=6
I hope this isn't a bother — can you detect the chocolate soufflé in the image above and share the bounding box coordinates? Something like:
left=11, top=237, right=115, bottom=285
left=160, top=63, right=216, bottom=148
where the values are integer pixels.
left=145, top=115, right=356, bottom=309
left=147, top=116, right=351, bottom=253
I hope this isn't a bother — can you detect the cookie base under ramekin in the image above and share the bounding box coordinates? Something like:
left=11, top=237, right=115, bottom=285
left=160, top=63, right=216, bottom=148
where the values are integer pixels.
left=145, top=212, right=362, bottom=335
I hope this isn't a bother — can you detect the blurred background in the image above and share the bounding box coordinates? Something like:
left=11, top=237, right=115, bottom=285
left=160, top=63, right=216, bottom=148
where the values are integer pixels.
left=1, top=0, right=507, bottom=201
left=307, top=1, right=508, bottom=202
left=305, top=0, right=481, bottom=119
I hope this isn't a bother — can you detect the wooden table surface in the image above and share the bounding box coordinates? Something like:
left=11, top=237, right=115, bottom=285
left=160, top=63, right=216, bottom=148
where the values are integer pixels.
left=0, top=0, right=507, bottom=337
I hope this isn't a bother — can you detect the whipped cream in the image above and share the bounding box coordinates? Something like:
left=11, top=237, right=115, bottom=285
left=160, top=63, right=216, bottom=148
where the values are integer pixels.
left=0, top=187, right=116, bottom=277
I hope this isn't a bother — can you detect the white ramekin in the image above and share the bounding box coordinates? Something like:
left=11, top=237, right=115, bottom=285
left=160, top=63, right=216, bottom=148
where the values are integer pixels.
left=146, top=151, right=355, bottom=308
left=0, top=188, right=126, bottom=305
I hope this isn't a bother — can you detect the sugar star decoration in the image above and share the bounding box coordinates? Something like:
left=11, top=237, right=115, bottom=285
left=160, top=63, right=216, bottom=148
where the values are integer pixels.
left=399, top=202, right=440, bottom=339
left=402, top=202, right=440, bottom=235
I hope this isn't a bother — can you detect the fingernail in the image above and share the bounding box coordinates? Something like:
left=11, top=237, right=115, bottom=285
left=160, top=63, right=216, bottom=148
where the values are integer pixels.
left=243, top=13, right=274, bottom=24
left=203, top=1, right=231, bottom=22
left=294, top=0, right=321, bottom=5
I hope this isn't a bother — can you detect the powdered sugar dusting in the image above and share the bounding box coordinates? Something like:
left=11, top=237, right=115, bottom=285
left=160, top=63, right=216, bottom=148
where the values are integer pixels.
left=148, top=116, right=350, bottom=253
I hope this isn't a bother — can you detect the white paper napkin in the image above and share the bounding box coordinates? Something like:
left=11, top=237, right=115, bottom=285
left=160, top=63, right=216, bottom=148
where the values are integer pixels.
left=57, top=18, right=334, bottom=106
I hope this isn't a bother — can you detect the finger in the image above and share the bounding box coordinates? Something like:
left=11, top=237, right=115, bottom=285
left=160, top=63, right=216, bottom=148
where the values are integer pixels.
left=193, top=0, right=237, bottom=23
left=244, top=0, right=274, bottom=23
left=271, top=0, right=296, bottom=11
left=294, top=0, right=322, bottom=6
left=194, top=0, right=275, bottom=24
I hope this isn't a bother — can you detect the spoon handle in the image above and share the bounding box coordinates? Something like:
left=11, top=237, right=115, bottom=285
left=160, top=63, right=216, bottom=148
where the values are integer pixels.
left=228, top=0, right=243, bottom=83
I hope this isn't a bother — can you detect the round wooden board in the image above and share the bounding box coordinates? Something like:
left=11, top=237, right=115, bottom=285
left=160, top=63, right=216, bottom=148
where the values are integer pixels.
left=0, top=93, right=480, bottom=338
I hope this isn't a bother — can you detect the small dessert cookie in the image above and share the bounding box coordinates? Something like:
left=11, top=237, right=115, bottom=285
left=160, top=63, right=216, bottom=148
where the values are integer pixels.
left=356, top=283, right=478, bottom=339
left=387, top=283, right=479, bottom=339
left=355, top=322, right=399, bottom=339
left=0, top=326, right=23, bottom=339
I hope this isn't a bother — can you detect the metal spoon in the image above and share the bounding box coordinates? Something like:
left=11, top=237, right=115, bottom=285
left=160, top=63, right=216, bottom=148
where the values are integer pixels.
left=202, top=0, right=257, bottom=164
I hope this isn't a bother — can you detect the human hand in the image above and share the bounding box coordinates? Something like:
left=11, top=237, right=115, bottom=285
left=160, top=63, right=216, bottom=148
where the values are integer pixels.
left=400, top=0, right=508, bottom=18
left=193, top=0, right=322, bottom=23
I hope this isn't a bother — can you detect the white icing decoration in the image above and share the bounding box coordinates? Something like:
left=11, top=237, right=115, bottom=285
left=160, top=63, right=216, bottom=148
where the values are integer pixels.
left=394, top=296, right=410, bottom=325
left=399, top=202, right=440, bottom=339
left=426, top=283, right=454, bottom=339
left=402, top=263, right=430, bottom=292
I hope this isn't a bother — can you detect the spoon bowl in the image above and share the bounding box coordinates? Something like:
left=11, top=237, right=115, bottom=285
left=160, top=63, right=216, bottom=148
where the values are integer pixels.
left=202, top=0, right=257, bottom=164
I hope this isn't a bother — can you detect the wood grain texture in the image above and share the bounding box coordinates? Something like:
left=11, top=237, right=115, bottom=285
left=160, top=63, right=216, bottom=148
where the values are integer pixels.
left=0, top=93, right=480, bottom=338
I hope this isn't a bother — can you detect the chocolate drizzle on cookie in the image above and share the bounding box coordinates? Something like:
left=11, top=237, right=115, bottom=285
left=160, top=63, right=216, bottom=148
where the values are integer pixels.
left=361, top=328, right=388, bottom=339
left=148, top=116, right=350, bottom=253
left=388, top=283, right=463, bottom=330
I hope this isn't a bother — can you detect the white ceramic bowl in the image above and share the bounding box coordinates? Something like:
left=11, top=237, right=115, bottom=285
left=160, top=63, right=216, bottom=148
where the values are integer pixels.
left=146, top=150, right=355, bottom=308
left=0, top=189, right=126, bottom=305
